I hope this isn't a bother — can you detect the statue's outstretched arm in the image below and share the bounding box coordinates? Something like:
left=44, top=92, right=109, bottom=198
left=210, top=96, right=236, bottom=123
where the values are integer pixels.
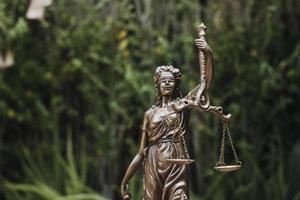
left=176, top=24, right=231, bottom=123
left=121, top=111, right=149, bottom=199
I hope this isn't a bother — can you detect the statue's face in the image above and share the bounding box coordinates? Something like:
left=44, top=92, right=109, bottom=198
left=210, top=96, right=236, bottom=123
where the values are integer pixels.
left=159, top=72, right=175, bottom=96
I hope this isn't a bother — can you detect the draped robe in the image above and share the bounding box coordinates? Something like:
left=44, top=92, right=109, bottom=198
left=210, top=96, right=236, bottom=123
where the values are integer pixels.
left=143, top=104, right=188, bottom=200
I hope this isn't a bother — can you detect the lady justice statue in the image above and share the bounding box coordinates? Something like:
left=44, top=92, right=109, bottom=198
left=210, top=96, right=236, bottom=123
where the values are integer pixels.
left=121, top=24, right=238, bottom=200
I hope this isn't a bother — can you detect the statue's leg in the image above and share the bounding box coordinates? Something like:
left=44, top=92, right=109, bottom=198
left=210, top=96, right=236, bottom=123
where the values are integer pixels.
left=161, top=143, right=188, bottom=200
left=143, top=146, right=163, bottom=200
left=143, top=143, right=188, bottom=200
left=162, top=163, right=188, bottom=200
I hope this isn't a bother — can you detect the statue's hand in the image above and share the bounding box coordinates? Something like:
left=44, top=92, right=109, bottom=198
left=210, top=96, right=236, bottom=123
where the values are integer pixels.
left=121, top=184, right=131, bottom=200
left=195, top=39, right=211, bottom=52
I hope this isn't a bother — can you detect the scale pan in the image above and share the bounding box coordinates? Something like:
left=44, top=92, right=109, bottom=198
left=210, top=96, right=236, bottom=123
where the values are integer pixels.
left=165, top=158, right=195, bottom=165
left=214, top=164, right=241, bottom=172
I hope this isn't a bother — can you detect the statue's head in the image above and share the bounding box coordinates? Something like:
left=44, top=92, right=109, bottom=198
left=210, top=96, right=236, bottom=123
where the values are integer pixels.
left=154, top=66, right=182, bottom=101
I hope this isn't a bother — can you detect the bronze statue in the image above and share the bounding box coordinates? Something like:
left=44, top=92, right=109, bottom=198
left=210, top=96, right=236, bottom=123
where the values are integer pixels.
left=121, top=23, right=240, bottom=200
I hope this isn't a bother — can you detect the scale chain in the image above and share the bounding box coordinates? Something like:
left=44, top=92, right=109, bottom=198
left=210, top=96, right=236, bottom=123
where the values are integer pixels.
left=180, top=128, right=190, bottom=159
left=174, top=113, right=190, bottom=159
left=225, top=124, right=240, bottom=164
left=218, top=122, right=226, bottom=165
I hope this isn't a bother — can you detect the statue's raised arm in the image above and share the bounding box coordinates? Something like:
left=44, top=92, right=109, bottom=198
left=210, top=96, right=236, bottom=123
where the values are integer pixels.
left=179, top=23, right=231, bottom=122
left=194, top=23, right=213, bottom=108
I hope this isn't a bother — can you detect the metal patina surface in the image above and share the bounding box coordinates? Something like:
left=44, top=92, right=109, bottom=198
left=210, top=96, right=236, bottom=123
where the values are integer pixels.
left=121, top=23, right=240, bottom=200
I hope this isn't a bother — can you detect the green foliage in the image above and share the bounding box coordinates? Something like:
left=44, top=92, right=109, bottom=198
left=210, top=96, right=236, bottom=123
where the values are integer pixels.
left=1, top=132, right=107, bottom=200
left=0, top=0, right=300, bottom=199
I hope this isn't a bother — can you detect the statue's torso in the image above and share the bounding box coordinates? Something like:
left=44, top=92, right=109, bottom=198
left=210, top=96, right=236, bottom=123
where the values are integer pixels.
left=147, top=105, right=181, bottom=143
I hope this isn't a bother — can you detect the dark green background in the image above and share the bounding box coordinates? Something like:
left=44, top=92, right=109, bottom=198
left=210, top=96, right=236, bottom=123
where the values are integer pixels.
left=1, top=0, right=300, bottom=199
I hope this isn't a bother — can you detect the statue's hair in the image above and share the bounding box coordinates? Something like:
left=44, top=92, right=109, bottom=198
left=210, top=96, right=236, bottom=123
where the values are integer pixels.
left=153, top=66, right=182, bottom=106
